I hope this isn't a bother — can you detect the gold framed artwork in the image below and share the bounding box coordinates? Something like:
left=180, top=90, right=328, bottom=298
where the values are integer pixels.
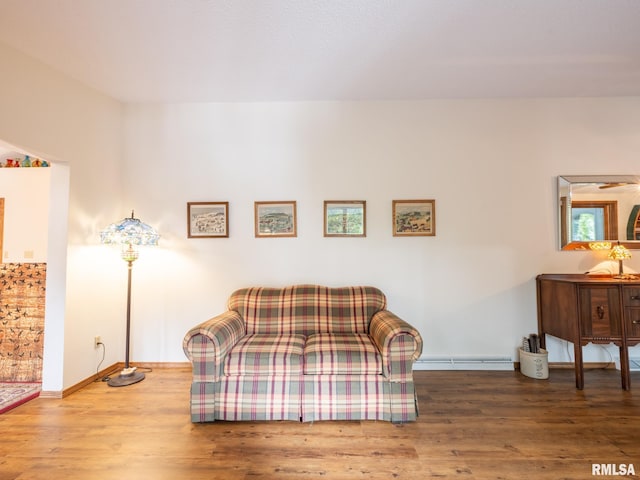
left=392, top=199, right=436, bottom=236
left=187, top=202, right=229, bottom=238
left=255, top=201, right=297, bottom=237
left=324, top=200, right=366, bottom=237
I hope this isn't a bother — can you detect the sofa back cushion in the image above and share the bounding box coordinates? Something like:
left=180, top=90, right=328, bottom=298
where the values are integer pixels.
left=228, top=285, right=387, bottom=335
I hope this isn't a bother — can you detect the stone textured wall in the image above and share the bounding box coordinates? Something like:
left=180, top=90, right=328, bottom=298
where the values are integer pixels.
left=0, top=263, right=46, bottom=382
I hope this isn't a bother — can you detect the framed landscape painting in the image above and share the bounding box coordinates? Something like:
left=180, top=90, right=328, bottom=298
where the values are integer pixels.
left=324, top=201, right=366, bottom=237
left=187, top=202, right=229, bottom=238
left=392, top=199, right=436, bottom=236
left=255, top=201, right=297, bottom=237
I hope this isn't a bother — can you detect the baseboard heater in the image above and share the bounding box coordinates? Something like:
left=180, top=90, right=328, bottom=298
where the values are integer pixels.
left=414, top=355, right=514, bottom=371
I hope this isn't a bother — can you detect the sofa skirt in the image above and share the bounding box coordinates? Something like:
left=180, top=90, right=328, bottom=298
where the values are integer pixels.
left=216, top=374, right=303, bottom=421
left=189, top=374, right=418, bottom=423
left=301, top=374, right=388, bottom=422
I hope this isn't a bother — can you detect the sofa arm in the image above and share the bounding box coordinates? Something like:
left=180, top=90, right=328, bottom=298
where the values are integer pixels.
left=369, top=310, right=423, bottom=382
left=182, top=311, right=245, bottom=382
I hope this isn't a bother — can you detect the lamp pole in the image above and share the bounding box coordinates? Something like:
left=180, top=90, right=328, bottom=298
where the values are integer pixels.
left=124, top=258, right=133, bottom=370
left=107, top=244, right=145, bottom=386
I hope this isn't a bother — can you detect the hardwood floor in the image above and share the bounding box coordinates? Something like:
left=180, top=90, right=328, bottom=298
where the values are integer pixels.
left=0, top=366, right=639, bottom=479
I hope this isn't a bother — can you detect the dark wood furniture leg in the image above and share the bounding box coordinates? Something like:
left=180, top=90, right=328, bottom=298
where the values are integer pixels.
left=574, top=342, right=584, bottom=390
left=619, top=344, right=630, bottom=391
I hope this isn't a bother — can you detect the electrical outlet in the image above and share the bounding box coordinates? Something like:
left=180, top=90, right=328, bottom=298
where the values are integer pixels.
left=94, top=336, right=101, bottom=348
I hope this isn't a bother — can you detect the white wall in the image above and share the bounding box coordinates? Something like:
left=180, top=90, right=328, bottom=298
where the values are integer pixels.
left=122, top=99, right=640, bottom=366
left=3, top=37, right=640, bottom=391
left=0, top=167, right=50, bottom=262
left=0, top=42, right=124, bottom=391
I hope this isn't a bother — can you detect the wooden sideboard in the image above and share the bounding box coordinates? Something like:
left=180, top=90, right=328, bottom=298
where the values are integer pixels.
left=536, top=273, right=640, bottom=390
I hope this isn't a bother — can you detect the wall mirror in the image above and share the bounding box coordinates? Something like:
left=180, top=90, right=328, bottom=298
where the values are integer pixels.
left=558, top=175, right=640, bottom=250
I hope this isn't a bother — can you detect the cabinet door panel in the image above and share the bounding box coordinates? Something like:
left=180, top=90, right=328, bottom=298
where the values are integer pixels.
left=579, top=287, right=622, bottom=339
left=538, top=279, right=579, bottom=341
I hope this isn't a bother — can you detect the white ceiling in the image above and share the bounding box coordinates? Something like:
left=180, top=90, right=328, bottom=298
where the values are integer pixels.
left=0, top=0, right=639, bottom=103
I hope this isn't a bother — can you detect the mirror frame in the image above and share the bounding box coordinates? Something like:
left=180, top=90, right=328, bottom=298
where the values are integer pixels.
left=558, top=175, right=640, bottom=251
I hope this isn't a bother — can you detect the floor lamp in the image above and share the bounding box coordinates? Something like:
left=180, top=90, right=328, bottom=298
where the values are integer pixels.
left=100, top=211, right=159, bottom=387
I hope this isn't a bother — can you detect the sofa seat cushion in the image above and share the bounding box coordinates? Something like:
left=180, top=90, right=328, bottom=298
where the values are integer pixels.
left=225, top=334, right=306, bottom=376
left=304, top=333, right=382, bottom=375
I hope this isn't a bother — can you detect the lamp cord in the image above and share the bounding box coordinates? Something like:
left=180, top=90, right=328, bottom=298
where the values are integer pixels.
left=94, top=342, right=114, bottom=382
left=563, top=340, right=614, bottom=370
left=94, top=341, right=153, bottom=381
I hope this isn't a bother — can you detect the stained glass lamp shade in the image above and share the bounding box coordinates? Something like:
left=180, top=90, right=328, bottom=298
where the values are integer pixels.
left=608, top=242, right=631, bottom=278
left=100, top=212, right=160, bottom=261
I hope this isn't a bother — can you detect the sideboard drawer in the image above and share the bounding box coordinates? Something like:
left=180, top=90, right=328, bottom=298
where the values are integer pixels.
left=626, top=308, right=640, bottom=338
left=623, top=286, right=640, bottom=306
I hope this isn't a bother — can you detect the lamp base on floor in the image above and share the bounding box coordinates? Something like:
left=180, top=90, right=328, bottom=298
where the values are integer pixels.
left=107, top=367, right=145, bottom=387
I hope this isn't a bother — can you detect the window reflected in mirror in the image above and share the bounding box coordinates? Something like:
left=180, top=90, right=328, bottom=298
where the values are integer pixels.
left=570, top=201, right=617, bottom=242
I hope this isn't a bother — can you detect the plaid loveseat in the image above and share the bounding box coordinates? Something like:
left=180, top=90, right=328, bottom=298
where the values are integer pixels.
left=183, top=285, right=423, bottom=423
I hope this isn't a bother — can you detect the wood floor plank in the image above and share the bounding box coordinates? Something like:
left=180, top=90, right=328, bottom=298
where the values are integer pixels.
left=0, top=367, right=638, bottom=479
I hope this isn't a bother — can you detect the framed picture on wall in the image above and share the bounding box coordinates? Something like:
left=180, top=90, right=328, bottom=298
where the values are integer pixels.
left=255, top=201, right=297, bottom=237
left=187, top=202, right=229, bottom=238
left=392, top=199, right=436, bottom=236
left=324, top=200, right=366, bottom=237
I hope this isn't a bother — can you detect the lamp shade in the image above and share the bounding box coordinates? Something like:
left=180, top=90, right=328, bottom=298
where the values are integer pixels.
left=100, top=211, right=159, bottom=247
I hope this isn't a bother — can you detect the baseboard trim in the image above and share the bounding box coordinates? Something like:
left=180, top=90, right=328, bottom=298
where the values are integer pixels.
left=39, top=391, right=64, bottom=399
left=40, top=362, right=121, bottom=398
left=132, top=361, right=191, bottom=370
left=40, top=362, right=192, bottom=399
left=38, top=360, right=617, bottom=398
left=546, top=361, right=617, bottom=370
